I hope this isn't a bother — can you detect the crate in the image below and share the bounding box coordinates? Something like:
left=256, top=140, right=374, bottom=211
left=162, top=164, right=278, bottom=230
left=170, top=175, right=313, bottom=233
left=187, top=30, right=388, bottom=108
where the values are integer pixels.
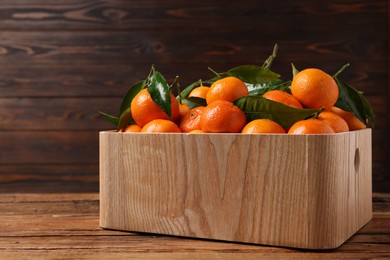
left=99, top=129, right=372, bottom=249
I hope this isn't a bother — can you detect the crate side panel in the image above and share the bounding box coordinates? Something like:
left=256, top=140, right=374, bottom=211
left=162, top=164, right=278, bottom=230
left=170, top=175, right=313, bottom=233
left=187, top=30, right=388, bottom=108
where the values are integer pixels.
left=306, top=129, right=372, bottom=249
left=100, top=132, right=125, bottom=229
left=354, top=129, right=373, bottom=228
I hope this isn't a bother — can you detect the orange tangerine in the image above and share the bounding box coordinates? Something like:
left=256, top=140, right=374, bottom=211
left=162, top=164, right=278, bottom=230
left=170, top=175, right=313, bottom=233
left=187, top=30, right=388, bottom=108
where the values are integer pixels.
left=131, top=89, right=180, bottom=127
left=263, top=90, right=303, bottom=109
left=288, top=119, right=335, bottom=134
left=141, top=119, right=181, bottom=133
left=241, top=119, right=286, bottom=134
left=330, top=107, right=366, bottom=131
left=200, top=100, right=247, bottom=133
left=206, top=76, right=248, bottom=104
left=317, top=111, right=349, bottom=133
left=189, top=86, right=210, bottom=99
left=291, top=68, right=339, bottom=110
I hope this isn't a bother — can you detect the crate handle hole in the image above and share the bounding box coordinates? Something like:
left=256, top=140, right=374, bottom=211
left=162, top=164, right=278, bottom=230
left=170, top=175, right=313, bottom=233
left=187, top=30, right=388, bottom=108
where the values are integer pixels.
left=354, top=148, right=360, bottom=173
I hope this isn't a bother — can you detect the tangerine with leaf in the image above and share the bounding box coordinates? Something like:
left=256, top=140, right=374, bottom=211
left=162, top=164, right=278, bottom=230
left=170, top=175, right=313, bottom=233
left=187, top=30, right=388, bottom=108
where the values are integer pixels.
left=131, top=88, right=180, bottom=127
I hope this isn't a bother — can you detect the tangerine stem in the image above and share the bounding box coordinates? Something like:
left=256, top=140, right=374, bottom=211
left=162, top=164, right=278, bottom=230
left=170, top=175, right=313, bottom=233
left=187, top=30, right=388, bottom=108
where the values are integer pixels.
left=313, top=107, right=325, bottom=119
left=208, top=67, right=221, bottom=77
left=262, top=43, right=278, bottom=69
left=146, top=64, right=155, bottom=86
left=333, top=63, right=350, bottom=78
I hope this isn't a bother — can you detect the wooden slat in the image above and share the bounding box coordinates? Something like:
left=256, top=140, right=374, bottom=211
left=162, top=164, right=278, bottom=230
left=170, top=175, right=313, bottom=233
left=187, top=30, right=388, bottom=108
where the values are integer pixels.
left=0, top=164, right=98, bottom=183
left=0, top=251, right=389, bottom=260
left=0, top=131, right=98, bottom=164
left=0, top=193, right=388, bottom=259
left=0, top=0, right=386, bottom=30
left=0, top=164, right=98, bottom=193
left=0, top=31, right=386, bottom=66
left=0, top=64, right=142, bottom=98
left=0, top=63, right=387, bottom=97
left=0, top=97, right=119, bottom=130
left=0, top=192, right=98, bottom=202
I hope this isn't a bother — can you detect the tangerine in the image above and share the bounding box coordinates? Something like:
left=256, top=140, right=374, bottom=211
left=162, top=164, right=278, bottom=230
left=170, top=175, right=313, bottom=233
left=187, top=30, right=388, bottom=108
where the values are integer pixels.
left=188, top=129, right=205, bottom=134
left=119, top=124, right=142, bottom=132
left=131, top=88, right=180, bottom=127
left=179, top=106, right=205, bottom=133
left=330, top=107, right=366, bottom=131
left=317, top=111, right=349, bottom=133
left=241, top=119, right=286, bottom=134
left=189, top=86, right=210, bottom=99
left=291, top=68, right=339, bottom=110
left=200, top=100, right=247, bottom=133
left=141, top=119, right=181, bottom=133
left=206, top=76, right=248, bottom=104
left=179, top=103, right=191, bottom=119
left=263, top=90, right=303, bottom=109
left=288, top=119, right=335, bottom=134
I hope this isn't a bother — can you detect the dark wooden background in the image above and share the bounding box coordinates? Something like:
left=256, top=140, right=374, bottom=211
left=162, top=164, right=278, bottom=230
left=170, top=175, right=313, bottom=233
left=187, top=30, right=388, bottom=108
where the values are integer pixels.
left=0, top=0, right=388, bottom=193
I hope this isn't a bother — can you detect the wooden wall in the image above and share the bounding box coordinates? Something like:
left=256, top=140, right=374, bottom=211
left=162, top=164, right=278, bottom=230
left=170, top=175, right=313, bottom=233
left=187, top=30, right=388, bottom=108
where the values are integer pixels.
left=0, top=1, right=388, bottom=193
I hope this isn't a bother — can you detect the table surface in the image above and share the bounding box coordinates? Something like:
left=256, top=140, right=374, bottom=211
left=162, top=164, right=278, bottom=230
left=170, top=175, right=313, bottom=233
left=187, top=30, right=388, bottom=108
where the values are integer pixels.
left=0, top=193, right=389, bottom=259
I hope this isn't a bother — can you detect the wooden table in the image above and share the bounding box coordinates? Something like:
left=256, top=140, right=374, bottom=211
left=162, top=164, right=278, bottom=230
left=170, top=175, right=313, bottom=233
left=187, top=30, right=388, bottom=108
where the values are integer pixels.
left=0, top=193, right=389, bottom=259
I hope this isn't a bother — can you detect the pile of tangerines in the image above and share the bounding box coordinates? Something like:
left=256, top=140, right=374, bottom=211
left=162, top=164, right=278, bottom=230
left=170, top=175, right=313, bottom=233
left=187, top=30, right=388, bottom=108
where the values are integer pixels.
left=101, top=46, right=373, bottom=134
left=116, top=67, right=367, bottom=134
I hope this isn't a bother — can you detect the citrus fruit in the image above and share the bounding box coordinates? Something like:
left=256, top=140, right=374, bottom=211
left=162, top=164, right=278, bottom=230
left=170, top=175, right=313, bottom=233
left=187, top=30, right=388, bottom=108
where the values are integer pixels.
left=330, top=107, right=366, bottom=131
left=241, top=119, right=286, bottom=134
left=141, top=119, right=181, bottom=133
left=131, top=88, right=180, bottom=127
left=317, top=111, right=349, bottom=133
left=119, top=124, right=142, bottom=132
left=179, top=103, right=191, bottom=119
left=179, top=106, right=205, bottom=133
left=291, top=68, right=339, bottom=110
left=200, top=100, right=247, bottom=133
left=263, top=90, right=303, bottom=109
left=288, top=119, right=335, bottom=134
left=189, top=86, right=210, bottom=99
left=188, top=129, right=205, bottom=134
left=206, top=76, right=248, bottom=104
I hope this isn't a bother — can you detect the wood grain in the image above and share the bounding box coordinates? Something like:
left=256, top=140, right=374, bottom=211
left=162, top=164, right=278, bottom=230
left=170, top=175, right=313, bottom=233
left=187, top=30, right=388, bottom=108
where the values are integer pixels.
left=0, top=193, right=389, bottom=259
left=0, top=131, right=98, bottom=164
left=100, top=129, right=372, bottom=249
left=0, top=0, right=385, bottom=30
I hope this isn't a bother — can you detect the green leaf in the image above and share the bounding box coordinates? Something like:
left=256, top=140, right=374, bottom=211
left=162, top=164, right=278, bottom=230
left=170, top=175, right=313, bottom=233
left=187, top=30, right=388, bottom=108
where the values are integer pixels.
left=334, top=78, right=374, bottom=127
left=227, top=65, right=280, bottom=84
left=360, top=94, right=375, bottom=127
left=246, top=79, right=290, bottom=96
left=148, top=69, right=172, bottom=117
left=98, top=111, right=120, bottom=127
left=234, top=96, right=321, bottom=128
left=181, top=97, right=207, bottom=109
left=119, top=80, right=145, bottom=115
left=117, top=108, right=134, bottom=131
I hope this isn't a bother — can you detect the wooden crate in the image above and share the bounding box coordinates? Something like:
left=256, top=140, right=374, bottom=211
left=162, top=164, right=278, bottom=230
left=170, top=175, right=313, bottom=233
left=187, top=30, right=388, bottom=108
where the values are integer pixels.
left=99, top=129, right=372, bottom=249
